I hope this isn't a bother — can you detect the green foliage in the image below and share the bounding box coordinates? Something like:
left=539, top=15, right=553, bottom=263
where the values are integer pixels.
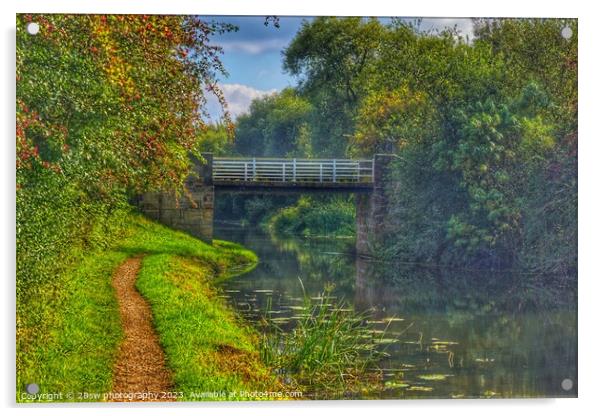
left=234, top=88, right=312, bottom=157
left=196, top=123, right=234, bottom=156
left=215, top=193, right=299, bottom=226
left=267, top=197, right=355, bottom=238
left=433, top=87, right=559, bottom=258
left=348, top=18, right=576, bottom=272
left=352, top=84, right=440, bottom=154
left=243, top=196, right=279, bottom=225
left=16, top=14, right=233, bottom=303
left=284, top=17, right=385, bottom=156
left=473, top=18, right=577, bottom=130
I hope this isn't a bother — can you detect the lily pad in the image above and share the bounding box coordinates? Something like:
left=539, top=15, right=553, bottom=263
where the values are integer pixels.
left=432, top=344, right=449, bottom=351
left=417, top=374, right=450, bottom=381
left=385, top=381, right=410, bottom=389
left=373, top=338, right=399, bottom=344
left=432, top=341, right=459, bottom=346
left=408, top=386, right=434, bottom=392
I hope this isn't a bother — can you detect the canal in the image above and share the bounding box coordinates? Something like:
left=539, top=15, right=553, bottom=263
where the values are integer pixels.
left=215, top=225, right=577, bottom=399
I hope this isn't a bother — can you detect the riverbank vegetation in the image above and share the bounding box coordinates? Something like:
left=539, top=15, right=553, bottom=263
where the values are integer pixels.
left=267, top=196, right=355, bottom=238
left=259, top=286, right=386, bottom=398
left=227, top=18, right=577, bottom=277
left=16, top=14, right=235, bottom=310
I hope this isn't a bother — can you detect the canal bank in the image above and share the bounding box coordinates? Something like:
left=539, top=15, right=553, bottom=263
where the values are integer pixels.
left=17, top=212, right=282, bottom=402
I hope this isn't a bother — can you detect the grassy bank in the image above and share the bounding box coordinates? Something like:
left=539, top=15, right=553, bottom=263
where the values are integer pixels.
left=17, top=211, right=279, bottom=402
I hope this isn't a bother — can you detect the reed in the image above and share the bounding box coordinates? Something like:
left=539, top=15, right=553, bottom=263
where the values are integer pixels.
left=259, top=282, right=386, bottom=397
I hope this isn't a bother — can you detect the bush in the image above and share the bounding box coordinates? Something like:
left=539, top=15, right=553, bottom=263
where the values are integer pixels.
left=267, top=197, right=355, bottom=238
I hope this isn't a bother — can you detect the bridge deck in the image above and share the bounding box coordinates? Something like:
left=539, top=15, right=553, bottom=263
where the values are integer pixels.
left=212, top=157, right=374, bottom=189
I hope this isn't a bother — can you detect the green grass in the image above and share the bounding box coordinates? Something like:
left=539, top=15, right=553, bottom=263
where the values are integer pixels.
left=137, top=255, right=279, bottom=400
left=17, top=211, right=270, bottom=402
left=17, top=250, right=126, bottom=402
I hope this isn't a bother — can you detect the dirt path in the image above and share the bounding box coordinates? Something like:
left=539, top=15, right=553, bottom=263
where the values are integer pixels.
left=110, top=257, right=175, bottom=402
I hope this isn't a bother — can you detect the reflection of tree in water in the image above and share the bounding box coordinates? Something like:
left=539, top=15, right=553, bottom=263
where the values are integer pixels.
left=356, top=258, right=577, bottom=397
left=355, top=258, right=576, bottom=314
left=268, top=231, right=356, bottom=289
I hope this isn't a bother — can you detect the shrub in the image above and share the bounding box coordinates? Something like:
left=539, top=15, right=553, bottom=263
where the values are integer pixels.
left=267, top=197, right=355, bottom=238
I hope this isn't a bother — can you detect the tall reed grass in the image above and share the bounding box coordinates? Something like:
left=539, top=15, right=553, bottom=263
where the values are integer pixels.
left=259, top=282, right=387, bottom=397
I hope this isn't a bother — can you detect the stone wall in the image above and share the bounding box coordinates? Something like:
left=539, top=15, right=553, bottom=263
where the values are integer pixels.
left=137, top=154, right=214, bottom=243
left=355, top=154, right=394, bottom=256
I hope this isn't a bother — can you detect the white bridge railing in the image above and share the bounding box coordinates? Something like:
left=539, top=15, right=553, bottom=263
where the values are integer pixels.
left=213, top=157, right=374, bottom=184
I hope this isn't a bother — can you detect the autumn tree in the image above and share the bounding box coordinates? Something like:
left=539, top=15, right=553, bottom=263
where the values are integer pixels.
left=16, top=14, right=234, bottom=294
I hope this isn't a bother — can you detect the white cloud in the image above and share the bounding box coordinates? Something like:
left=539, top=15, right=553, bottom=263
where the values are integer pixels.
left=205, top=83, right=278, bottom=122
left=218, top=38, right=289, bottom=55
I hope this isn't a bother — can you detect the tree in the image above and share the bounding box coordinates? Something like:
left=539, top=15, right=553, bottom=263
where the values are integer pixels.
left=283, top=17, right=385, bottom=156
left=234, top=88, right=312, bottom=157
left=16, top=14, right=235, bottom=294
left=349, top=18, right=577, bottom=272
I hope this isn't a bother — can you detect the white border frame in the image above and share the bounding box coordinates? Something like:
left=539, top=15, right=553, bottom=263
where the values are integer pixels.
left=3, top=1, right=598, bottom=415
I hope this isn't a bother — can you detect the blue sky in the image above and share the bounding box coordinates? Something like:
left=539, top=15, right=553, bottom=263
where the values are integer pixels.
left=212, top=16, right=304, bottom=90
left=203, top=16, right=474, bottom=121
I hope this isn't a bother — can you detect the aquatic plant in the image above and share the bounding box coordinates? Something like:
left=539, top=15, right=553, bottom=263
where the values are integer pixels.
left=259, top=281, right=387, bottom=397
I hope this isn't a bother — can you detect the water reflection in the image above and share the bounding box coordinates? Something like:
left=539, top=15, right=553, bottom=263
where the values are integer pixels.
left=214, top=225, right=577, bottom=399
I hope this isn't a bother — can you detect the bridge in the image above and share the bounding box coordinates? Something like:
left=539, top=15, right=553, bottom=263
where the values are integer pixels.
left=212, top=157, right=374, bottom=191
left=137, top=154, right=394, bottom=255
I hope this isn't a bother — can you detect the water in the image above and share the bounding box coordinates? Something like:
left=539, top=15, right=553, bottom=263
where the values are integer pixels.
left=214, top=225, right=578, bottom=399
